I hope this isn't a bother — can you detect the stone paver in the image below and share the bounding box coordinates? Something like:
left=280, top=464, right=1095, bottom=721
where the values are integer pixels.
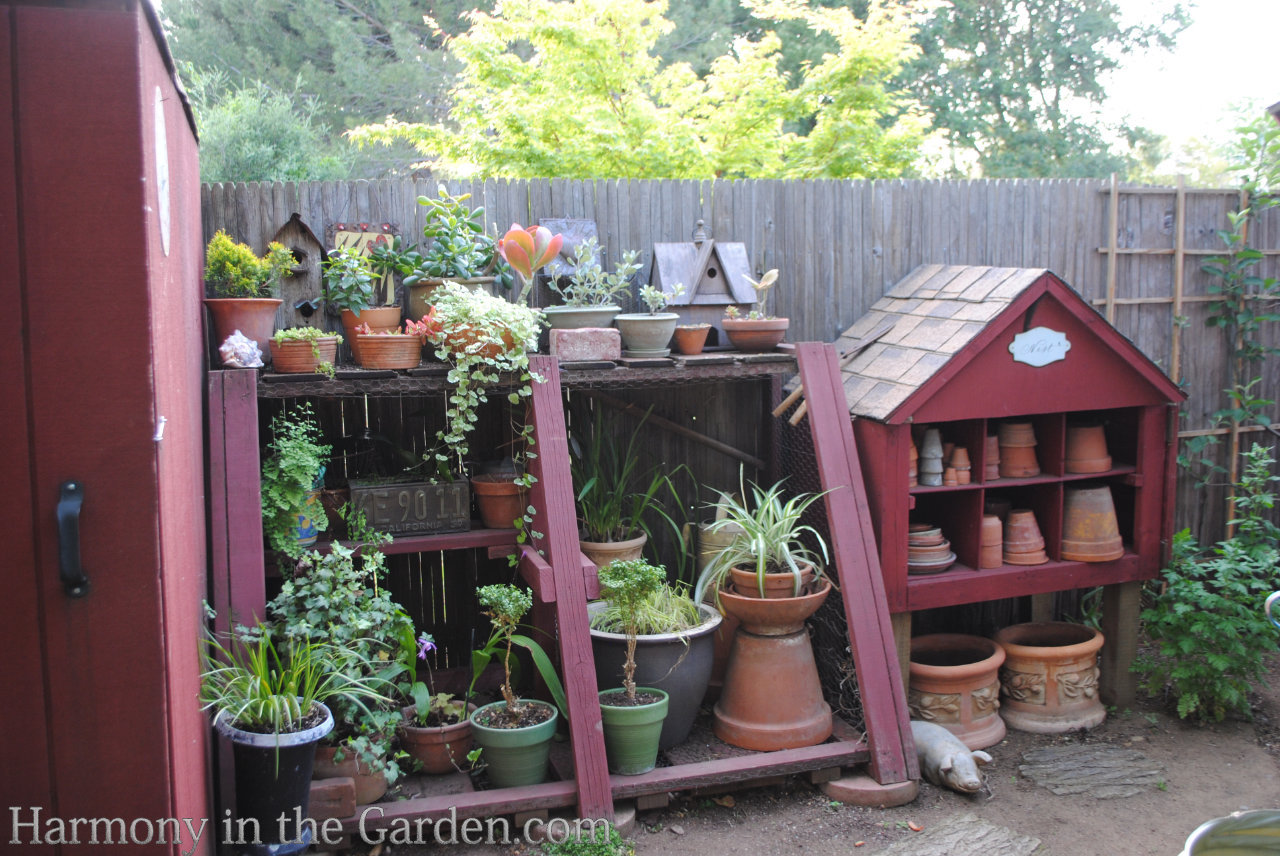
left=1019, top=744, right=1165, bottom=798
left=877, top=812, right=1041, bottom=856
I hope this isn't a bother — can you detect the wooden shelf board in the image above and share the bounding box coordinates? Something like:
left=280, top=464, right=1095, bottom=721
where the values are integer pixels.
left=909, top=463, right=1137, bottom=495
left=905, top=551, right=1152, bottom=611
left=317, top=528, right=517, bottom=556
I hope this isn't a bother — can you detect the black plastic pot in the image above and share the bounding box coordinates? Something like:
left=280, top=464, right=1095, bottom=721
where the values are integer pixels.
left=214, top=701, right=334, bottom=856
left=588, top=602, right=721, bottom=750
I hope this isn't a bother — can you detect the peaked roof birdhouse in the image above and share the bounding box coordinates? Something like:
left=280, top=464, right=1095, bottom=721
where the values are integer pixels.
left=649, top=220, right=757, bottom=343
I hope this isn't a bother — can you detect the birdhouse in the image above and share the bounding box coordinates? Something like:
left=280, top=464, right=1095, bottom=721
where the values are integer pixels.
left=649, top=220, right=756, bottom=346
left=271, top=213, right=328, bottom=331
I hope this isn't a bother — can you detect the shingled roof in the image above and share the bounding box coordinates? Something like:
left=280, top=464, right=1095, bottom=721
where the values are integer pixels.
left=837, top=265, right=1063, bottom=420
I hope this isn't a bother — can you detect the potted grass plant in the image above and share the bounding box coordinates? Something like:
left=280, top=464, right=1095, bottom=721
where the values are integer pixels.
left=569, top=404, right=687, bottom=568
left=203, top=229, right=294, bottom=359
left=588, top=573, right=721, bottom=751
left=467, top=584, right=568, bottom=788
left=200, top=630, right=389, bottom=855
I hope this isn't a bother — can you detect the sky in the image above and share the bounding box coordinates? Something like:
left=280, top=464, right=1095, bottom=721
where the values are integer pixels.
left=1105, top=0, right=1280, bottom=147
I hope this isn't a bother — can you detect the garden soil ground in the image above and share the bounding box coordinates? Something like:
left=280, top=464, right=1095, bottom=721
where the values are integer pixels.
left=376, top=654, right=1280, bottom=856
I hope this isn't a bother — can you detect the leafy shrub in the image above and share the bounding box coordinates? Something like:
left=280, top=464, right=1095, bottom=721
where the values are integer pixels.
left=1135, top=444, right=1280, bottom=722
left=540, top=825, right=633, bottom=856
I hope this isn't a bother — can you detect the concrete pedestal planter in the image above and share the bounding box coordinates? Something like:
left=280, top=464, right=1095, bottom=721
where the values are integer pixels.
left=908, top=633, right=1006, bottom=750
left=588, top=601, right=722, bottom=750
left=994, top=621, right=1106, bottom=733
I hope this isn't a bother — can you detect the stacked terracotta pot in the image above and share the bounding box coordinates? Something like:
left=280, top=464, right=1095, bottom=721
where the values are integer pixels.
left=1002, top=509, right=1048, bottom=565
left=1061, top=485, right=1125, bottom=562
left=908, top=522, right=955, bottom=574
left=908, top=437, right=918, bottom=487
left=950, top=446, right=971, bottom=485
left=1065, top=423, right=1111, bottom=473
left=984, top=434, right=1001, bottom=480
left=998, top=421, right=1040, bottom=478
left=979, top=514, right=1004, bottom=569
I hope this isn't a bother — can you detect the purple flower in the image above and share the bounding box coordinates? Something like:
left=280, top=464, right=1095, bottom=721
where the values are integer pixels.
left=416, top=633, right=436, bottom=661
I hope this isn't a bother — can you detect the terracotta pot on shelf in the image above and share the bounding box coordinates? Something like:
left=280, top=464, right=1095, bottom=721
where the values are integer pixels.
left=729, top=564, right=817, bottom=599
left=721, top=317, right=789, bottom=352
left=1061, top=485, right=1125, bottom=562
left=994, top=622, right=1106, bottom=733
left=579, top=533, right=646, bottom=568
left=268, top=336, right=339, bottom=373
left=979, top=514, right=1004, bottom=569
left=470, top=473, right=528, bottom=530
left=943, top=466, right=958, bottom=486
left=399, top=704, right=476, bottom=775
left=909, top=634, right=1007, bottom=750
left=998, top=421, right=1041, bottom=478
left=984, top=434, right=1001, bottom=480
left=408, top=276, right=495, bottom=322
left=1065, top=424, right=1112, bottom=473
left=1002, top=509, right=1048, bottom=565
left=712, top=580, right=832, bottom=750
left=341, top=306, right=402, bottom=363
left=354, top=334, right=421, bottom=370
left=908, top=437, right=919, bottom=487
left=205, top=297, right=282, bottom=363
left=672, top=323, right=712, bottom=355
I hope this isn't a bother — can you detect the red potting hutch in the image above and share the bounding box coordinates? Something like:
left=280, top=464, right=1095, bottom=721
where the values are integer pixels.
left=208, top=343, right=917, bottom=832
left=837, top=265, right=1185, bottom=704
left=2, top=2, right=211, bottom=853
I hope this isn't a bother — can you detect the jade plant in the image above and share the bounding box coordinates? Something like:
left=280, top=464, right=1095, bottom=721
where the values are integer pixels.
left=204, top=229, right=294, bottom=298
left=596, top=559, right=666, bottom=701
left=413, top=186, right=513, bottom=291
left=472, top=584, right=567, bottom=726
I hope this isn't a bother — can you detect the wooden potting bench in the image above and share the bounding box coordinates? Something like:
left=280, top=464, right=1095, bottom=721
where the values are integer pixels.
left=207, top=342, right=915, bottom=828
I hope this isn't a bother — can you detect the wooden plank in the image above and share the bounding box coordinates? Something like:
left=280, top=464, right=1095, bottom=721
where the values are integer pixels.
left=905, top=554, right=1149, bottom=611
left=526, top=355, right=612, bottom=820
left=795, top=342, right=916, bottom=785
left=338, top=780, right=579, bottom=831
left=1106, top=173, right=1119, bottom=324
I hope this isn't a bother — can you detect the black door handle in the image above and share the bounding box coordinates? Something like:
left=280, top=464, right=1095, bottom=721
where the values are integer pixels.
left=56, top=481, right=90, bottom=598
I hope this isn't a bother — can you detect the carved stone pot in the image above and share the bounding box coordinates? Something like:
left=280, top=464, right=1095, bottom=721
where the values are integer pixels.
left=909, top=634, right=1006, bottom=750
left=993, top=622, right=1106, bottom=733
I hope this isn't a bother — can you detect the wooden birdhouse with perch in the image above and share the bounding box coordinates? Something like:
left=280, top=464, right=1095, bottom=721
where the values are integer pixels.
left=271, top=213, right=327, bottom=332
left=650, top=220, right=756, bottom=346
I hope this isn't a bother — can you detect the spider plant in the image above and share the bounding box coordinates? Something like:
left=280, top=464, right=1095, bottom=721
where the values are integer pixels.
left=693, top=472, right=832, bottom=603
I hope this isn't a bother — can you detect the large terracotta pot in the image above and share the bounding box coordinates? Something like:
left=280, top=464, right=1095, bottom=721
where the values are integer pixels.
left=399, top=704, right=475, bottom=775
left=340, top=306, right=402, bottom=363
left=470, top=473, right=528, bottom=529
left=268, top=336, right=339, bottom=374
left=994, top=621, right=1106, bottom=733
left=728, top=563, right=816, bottom=599
left=713, top=580, right=832, bottom=750
left=1061, top=485, right=1124, bottom=562
left=204, top=297, right=282, bottom=361
left=721, top=317, right=789, bottom=352
left=408, top=276, right=494, bottom=322
left=909, top=634, right=1007, bottom=750
left=1065, top=423, right=1111, bottom=473
left=579, top=533, right=646, bottom=568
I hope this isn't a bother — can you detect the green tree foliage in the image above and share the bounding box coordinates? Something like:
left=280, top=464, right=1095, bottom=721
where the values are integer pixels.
left=902, top=0, right=1188, bottom=177
left=1135, top=444, right=1280, bottom=723
left=349, top=0, right=926, bottom=179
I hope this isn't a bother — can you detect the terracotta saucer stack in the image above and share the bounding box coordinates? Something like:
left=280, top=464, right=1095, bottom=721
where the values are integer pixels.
left=908, top=522, right=956, bottom=574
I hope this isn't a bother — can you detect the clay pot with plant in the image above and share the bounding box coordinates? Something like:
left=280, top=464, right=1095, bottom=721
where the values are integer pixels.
left=324, top=246, right=401, bottom=364
left=268, top=327, right=342, bottom=377
left=615, top=282, right=686, bottom=356
left=204, top=229, right=295, bottom=361
left=259, top=404, right=332, bottom=558
left=541, top=237, right=636, bottom=329
left=722, top=268, right=789, bottom=352
left=468, top=584, right=568, bottom=788
left=672, top=323, right=712, bottom=355
left=397, top=632, right=476, bottom=774
left=594, top=559, right=671, bottom=774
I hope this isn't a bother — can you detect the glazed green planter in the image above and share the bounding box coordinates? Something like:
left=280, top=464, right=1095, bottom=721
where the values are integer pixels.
left=599, top=688, right=669, bottom=775
left=469, top=700, right=558, bottom=788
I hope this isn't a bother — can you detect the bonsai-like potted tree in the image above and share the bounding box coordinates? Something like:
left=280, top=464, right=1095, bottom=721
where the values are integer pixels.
left=203, top=229, right=295, bottom=358
left=200, top=630, right=388, bottom=853
left=268, top=326, right=342, bottom=377
left=588, top=575, right=721, bottom=751
left=541, top=237, right=637, bottom=330
left=615, top=282, right=686, bottom=356
left=260, top=404, right=331, bottom=558
left=594, top=559, right=671, bottom=773
left=569, top=404, right=687, bottom=568
left=467, top=584, right=568, bottom=788
left=325, top=246, right=401, bottom=364
left=722, top=268, right=789, bottom=351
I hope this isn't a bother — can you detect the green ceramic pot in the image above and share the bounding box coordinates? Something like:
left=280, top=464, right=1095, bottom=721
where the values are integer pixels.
left=598, top=687, right=669, bottom=775
left=469, top=700, right=558, bottom=788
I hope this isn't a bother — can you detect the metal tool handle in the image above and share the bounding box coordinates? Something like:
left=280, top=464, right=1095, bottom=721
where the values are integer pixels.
left=56, top=481, right=90, bottom=598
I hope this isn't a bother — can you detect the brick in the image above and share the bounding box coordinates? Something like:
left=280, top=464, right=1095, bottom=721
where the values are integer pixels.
left=308, top=776, right=356, bottom=822
left=550, top=327, right=621, bottom=362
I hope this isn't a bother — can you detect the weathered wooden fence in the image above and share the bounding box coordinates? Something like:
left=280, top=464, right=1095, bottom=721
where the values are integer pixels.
left=202, top=177, right=1280, bottom=545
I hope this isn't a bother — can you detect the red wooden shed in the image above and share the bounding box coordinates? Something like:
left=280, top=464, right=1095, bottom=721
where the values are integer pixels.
left=837, top=265, right=1185, bottom=704
left=1, top=2, right=209, bottom=852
